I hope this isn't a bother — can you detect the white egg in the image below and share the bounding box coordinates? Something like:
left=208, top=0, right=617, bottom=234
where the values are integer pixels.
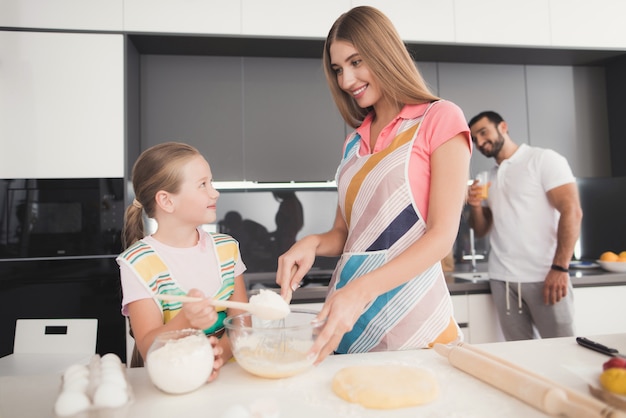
left=93, top=383, right=128, bottom=408
left=63, top=364, right=89, bottom=382
left=62, top=376, right=89, bottom=392
left=101, top=353, right=122, bottom=365
left=88, top=354, right=101, bottom=368
left=100, top=371, right=128, bottom=389
left=220, top=405, right=251, bottom=418
left=54, top=390, right=91, bottom=416
left=100, top=361, right=122, bottom=374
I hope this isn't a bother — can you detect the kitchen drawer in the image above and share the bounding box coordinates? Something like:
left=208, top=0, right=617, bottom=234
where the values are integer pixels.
left=451, top=295, right=469, bottom=325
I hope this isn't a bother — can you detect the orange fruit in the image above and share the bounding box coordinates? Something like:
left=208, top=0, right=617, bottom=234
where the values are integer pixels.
left=619, top=251, right=626, bottom=262
left=600, top=251, right=619, bottom=262
left=600, top=368, right=626, bottom=395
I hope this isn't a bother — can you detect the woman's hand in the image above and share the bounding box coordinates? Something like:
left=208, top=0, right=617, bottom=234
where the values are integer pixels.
left=275, top=236, right=318, bottom=302
left=308, top=282, right=371, bottom=364
left=207, top=336, right=224, bottom=382
left=182, top=288, right=218, bottom=330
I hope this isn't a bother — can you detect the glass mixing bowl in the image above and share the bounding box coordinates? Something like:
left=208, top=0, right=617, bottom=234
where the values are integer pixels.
left=146, top=328, right=214, bottom=394
left=224, top=309, right=324, bottom=379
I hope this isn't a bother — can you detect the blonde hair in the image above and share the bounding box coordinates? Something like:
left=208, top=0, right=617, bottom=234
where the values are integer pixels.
left=323, top=6, right=440, bottom=128
left=122, top=142, right=201, bottom=249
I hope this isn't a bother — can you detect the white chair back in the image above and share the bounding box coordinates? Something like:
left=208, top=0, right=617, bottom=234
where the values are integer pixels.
left=13, top=318, right=97, bottom=354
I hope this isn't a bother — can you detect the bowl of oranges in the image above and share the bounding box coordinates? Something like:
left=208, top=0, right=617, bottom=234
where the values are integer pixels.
left=597, top=251, right=626, bottom=273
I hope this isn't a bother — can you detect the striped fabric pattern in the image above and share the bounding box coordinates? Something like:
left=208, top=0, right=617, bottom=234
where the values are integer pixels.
left=329, top=102, right=458, bottom=353
left=118, top=233, right=239, bottom=332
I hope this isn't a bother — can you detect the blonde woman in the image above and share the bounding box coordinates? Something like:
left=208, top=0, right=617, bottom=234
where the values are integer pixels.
left=276, top=6, right=472, bottom=363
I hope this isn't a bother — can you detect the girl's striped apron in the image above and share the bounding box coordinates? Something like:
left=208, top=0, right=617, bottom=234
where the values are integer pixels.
left=328, top=102, right=460, bottom=354
left=117, top=232, right=238, bottom=335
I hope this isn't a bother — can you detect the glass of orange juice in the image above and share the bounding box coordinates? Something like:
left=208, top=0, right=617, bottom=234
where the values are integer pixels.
left=476, top=171, right=490, bottom=200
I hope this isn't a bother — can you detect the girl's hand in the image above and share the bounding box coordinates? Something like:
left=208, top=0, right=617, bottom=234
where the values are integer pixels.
left=207, top=336, right=224, bottom=382
left=182, top=288, right=218, bottom=330
left=308, top=283, right=371, bottom=364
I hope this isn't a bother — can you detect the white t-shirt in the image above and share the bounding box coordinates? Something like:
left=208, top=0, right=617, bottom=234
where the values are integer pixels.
left=119, top=229, right=246, bottom=316
left=485, top=144, right=575, bottom=283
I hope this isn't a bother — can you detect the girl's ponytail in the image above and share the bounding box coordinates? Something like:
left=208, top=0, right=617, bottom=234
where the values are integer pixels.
left=121, top=203, right=144, bottom=249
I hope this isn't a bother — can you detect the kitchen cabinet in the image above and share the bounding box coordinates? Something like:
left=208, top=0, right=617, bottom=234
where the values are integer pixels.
left=3, top=1, right=626, bottom=51
left=139, top=54, right=245, bottom=181
left=451, top=293, right=503, bottom=344
left=0, top=31, right=124, bottom=179
left=467, top=293, right=504, bottom=343
left=454, top=0, right=551, bottom=47
left=139, top=54, right=345, bottom=182
left=573, top=285, right=626, bottom=336
left=415, top=61, right=439, bottom=95
left=241, top=0, right=348, bottom=38
left=0, top=0, right=123, bottom=31
left=450, top=294, right=469, bottom=335
left=438, top=63, right=528, bottom=177
left=452, top=282, right=626, bottom=344
left=242, top=57, right=345, bottom=182
left=526, top=65, right=611, bottom=177
left=438, top=61, right=610, bottom=178
left=353, top=0, right=455, bottom=43
left=550, top=0, right=626, bottom=48
left=123, top=0, right=240, bottom=34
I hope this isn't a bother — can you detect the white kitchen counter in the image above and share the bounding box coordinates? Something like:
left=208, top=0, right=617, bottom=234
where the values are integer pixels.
left=1, top=334, right=624, bottom=418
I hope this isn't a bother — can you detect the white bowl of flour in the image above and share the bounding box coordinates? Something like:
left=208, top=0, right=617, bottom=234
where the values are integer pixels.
left=146, top=329, right=214, bottom=394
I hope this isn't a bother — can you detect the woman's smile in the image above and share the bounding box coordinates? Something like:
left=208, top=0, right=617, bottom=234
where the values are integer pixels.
left=352, top=84, right=368, bottom=98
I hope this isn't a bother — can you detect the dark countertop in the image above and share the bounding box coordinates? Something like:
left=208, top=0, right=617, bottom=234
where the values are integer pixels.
left=246, top=263, right=626, bottom=303
left=447, top=262, right=626, bottom=295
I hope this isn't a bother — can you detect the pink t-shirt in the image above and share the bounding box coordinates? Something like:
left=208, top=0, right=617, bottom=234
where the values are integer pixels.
left=354, top=101, right=471, bottom=221
left=118, top=229, right=246, bottom=316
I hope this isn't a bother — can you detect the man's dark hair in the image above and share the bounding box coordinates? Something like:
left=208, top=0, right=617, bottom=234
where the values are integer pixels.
left=468, top=110, right=505, bottom=128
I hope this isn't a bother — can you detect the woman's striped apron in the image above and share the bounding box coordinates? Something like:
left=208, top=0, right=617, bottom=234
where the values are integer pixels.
left=328, top=102, right=460, bottom=354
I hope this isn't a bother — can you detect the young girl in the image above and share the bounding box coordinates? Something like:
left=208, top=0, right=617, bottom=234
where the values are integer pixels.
left=117, top=142, right=247, bottom=378
left=276, top=6, right=472, bottom=363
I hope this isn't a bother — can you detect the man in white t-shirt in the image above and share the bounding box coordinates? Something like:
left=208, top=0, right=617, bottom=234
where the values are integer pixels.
left=467, top=111, right=583, bottom=341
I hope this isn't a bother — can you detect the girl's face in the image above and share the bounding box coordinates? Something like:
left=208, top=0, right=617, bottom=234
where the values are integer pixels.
left=172, top=155, right=220, bottom=226
left=329, top=40, right=383, bottom=109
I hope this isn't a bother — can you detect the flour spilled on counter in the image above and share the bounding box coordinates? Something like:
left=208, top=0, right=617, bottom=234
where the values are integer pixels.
left=220, top=399, right=280, bottom=418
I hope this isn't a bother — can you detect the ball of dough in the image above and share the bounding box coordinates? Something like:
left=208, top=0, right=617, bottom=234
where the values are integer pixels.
left=332, top=365, right=439, bottom=409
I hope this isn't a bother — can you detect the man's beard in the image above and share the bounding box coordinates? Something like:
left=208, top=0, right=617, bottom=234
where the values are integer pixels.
left=479, top=132, right=505, bottom=158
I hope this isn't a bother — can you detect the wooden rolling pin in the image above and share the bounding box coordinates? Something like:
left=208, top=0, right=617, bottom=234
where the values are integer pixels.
left=434, top=343, right=626, bottom=418
left=456, top=342, right=619, bottom=417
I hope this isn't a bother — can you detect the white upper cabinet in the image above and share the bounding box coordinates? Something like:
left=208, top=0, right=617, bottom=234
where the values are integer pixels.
left=241, top=0, right=350, bottom=38
left=352, top=0, right=455, bottom=43
left=0, top=31, right=124, bottom=179
left=0, top=0, right=123, bottom=31
left=123, top=0, right=240, bottom=34
left=549, top=0, right=626, bottom=48
left=454, top=0, right=551, bottom=46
